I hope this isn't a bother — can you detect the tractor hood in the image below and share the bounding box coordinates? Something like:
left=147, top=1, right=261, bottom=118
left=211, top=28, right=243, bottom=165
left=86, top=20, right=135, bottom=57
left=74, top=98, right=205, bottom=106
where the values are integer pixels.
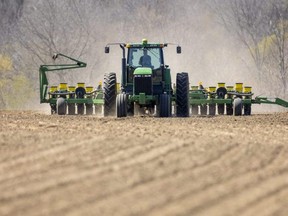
left=133, top=67, right=152, bottom=75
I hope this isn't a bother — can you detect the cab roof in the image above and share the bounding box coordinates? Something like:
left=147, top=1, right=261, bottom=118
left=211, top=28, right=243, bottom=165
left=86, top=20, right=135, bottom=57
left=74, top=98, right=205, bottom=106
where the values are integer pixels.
left=125, top=39, right=166, bottom=48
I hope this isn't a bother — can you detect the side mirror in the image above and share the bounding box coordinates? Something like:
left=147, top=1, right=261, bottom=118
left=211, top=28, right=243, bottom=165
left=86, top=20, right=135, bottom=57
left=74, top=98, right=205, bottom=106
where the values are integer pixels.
left=176, top=46, right=181, bottom=54
left=105, top=46, right=110, bottom=53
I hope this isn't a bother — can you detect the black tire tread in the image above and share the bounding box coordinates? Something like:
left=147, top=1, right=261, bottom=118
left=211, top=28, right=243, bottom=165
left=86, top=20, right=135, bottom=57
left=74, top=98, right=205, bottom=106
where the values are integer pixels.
left=159, top=94, right=171, bottom=117
left=104, top=73, right=117, bottom=116
left=116, top=93, right=127, bottom=117
left=176, top=72, right=189, bottom=117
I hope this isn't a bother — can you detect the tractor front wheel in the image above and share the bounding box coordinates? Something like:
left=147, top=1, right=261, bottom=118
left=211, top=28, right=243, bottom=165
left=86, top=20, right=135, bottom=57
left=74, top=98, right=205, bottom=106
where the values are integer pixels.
left=116, top=93, right=127, bottom=117
left=159, top=94, right=171, bottom=117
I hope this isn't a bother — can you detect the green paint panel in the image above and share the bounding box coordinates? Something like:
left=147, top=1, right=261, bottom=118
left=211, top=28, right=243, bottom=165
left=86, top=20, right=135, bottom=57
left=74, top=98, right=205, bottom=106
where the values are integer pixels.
left=129, top=95, right=156, bottom=104
left=133, top=67, right=152, bottom=75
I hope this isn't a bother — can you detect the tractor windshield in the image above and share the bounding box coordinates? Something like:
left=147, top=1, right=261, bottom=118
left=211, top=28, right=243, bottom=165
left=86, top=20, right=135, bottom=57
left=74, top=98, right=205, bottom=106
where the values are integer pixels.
left=128, top=47, right=163, bottom=69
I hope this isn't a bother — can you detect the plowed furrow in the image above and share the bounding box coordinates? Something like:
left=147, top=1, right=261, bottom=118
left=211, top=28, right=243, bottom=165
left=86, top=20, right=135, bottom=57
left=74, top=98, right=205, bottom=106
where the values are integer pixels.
left=40, top=144, right=242, bottom=216
left=0, top=111, right=287, bottom=216
left=142, top=145, right=284, bottom=216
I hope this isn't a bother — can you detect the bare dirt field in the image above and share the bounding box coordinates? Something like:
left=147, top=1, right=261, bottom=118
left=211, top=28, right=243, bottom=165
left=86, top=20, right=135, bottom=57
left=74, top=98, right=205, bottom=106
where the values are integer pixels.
left=0, top=110, right=288, bottom=216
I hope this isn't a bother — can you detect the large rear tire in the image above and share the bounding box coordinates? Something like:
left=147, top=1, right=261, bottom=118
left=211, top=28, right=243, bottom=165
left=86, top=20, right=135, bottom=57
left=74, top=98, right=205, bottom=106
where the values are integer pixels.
left=233, top=97, right=243, bottom=116
left=159, top=94, right=171, bottom=117
left=104, top=73, right=117, bottom=116
left=176, top=72, right=189, bottom=117
left=57, top=97, right=66, bottom=115
left=116, top=93, right=127, bottom=117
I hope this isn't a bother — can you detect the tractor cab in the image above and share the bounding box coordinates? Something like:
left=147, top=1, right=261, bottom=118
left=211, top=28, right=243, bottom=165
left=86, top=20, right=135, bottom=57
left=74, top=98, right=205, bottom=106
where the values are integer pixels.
left=124, top=39, right=170, bottom=96
left=127, top=46, right=164, bottom=83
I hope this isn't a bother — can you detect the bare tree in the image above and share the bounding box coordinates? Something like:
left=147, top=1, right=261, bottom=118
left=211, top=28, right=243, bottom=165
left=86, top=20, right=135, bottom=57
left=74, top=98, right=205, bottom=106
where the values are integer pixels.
left=266, top=1, right=288, bottom=95
left=0, top=0, right=24, bottom=46
left=14, top=0, right=99, bottom=85
left=0, top=0, right=24, bottom=109
left=19, top=1, right=92, bottom=59
left=212, top=0, right=288, bottom=97
left=212, top=0, right=270, bottom=75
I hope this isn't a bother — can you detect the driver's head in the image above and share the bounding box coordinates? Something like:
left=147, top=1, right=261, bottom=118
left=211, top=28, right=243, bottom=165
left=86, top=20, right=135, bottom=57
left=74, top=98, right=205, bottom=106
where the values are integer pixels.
left=143, top=49, right=148, bottom=55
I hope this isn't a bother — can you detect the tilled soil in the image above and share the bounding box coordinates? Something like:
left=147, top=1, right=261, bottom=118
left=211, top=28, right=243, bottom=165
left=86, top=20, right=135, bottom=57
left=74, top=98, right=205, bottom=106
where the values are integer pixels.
left=0, top=110, right=288, bottom=216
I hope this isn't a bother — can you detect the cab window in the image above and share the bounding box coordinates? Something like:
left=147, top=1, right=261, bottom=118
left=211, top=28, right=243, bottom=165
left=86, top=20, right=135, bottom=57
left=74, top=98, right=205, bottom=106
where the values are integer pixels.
left=128, top=48, right=162, bottom=69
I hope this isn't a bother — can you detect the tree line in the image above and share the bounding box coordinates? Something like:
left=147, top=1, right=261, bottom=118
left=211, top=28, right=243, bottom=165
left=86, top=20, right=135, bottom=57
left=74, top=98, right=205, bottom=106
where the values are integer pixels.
left=0, top=0, right=287, bottom=109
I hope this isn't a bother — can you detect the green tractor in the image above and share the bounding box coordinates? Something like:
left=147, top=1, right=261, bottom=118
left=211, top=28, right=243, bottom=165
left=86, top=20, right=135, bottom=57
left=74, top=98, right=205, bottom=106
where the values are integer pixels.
left=104, top=39, right=189, bottom=118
